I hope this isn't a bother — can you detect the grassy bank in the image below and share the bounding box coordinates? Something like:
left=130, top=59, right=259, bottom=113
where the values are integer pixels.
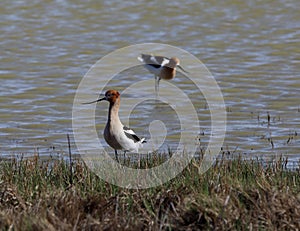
left=0, top=155, right=299, bottom=230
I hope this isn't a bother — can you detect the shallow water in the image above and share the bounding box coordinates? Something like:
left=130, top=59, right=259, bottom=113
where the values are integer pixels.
left=1, top=0, right=299, bottom=163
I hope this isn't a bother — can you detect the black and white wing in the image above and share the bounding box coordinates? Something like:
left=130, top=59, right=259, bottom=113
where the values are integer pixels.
left=138, top=54, right=170, bottom=69
left=123, top=126, right=146, bottom=143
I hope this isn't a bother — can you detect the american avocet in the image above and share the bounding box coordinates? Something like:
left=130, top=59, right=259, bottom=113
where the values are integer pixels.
left=84, top=90, right=146, bottom=162
left=138, top=54, right=188, bottom=95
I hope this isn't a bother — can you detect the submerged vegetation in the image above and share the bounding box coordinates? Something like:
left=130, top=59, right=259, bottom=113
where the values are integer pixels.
left=0, top=154, right=300, bottom=230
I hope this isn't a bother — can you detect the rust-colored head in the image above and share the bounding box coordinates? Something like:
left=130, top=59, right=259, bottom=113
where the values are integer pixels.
left=103, top=90, right=120, bottom=103
left=170, top=57, right=188, bottom=73
left=83, top=89, right=120, bottom=105
left=169, top=57, right=180, bottom=67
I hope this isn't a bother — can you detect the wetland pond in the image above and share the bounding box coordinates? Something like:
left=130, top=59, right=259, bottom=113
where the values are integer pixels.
left=1, top=0, right=299, bottom=166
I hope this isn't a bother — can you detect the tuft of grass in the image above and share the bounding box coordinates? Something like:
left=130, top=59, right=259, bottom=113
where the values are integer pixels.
left=0, top=154, right=300, bottom=230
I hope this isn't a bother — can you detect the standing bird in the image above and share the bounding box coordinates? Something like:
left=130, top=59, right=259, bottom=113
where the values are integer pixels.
left=84, top=90, right=146, bottom=162
left=138, top=54, right=188, bottom=95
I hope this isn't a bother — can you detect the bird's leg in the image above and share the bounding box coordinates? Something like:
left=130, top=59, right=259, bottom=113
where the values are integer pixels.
left=123, top=150, right=127, bottom=165
left=157, top=77, right=161, bottom=93
left=155, top=75, right=160, bottom=98
left=155, top=75, right=158, bottom=95
left=157, top=77, right=161, bottom=98
left=115, top=149, right=119, bottom=163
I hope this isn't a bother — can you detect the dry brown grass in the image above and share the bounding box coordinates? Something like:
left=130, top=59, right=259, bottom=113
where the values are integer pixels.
left=0, top=155, right=300, bottom=230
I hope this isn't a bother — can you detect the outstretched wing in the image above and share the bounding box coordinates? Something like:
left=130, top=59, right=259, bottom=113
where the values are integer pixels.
left=123, top=126, right=142, bottom=143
